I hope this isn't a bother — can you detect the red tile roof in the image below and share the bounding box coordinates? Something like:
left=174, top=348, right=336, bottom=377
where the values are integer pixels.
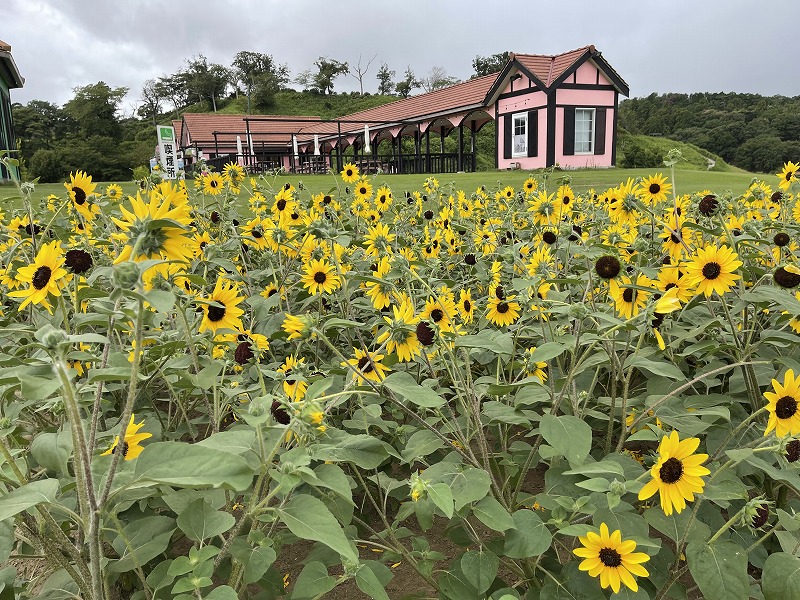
left=181, top=113, right=320, bottom=149
left=513, top=45, right=594, bottom=88
left=0, top=40, right=10, bottom=52
left=295, top=73, right=498, bottom=140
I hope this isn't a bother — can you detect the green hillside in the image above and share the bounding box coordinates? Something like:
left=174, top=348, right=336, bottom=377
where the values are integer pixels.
left=182, top=89, right=399, bottom=119
left=616, top=131, right=741, bottom=172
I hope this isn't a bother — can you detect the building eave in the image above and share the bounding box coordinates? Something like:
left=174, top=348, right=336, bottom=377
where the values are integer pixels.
left=0, top=51, right=24, bottom=89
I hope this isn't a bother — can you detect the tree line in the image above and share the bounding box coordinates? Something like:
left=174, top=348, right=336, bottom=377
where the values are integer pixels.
left=619, top=92, right=800, bottom=173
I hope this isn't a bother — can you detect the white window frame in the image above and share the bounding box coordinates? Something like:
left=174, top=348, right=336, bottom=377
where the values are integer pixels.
left=511, top=112, right=528, bottom=158
left=574, top=108, right=595, bottom=154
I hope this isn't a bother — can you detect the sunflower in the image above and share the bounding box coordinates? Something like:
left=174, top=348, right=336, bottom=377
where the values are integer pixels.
left=202, top=172, right=225, bottom=195
left=764, top=369, right=800, bottom=438
left=9, top=241, right=70, bottom=313
left=340, top=162, right=360, bottom=183
left=64, top=171, right=98, bottom=220
left=278, top=355, right=308, bottom=401
left=527, top=191, right=558, bottom=226
left=486, top=294, right=521, bottom=327
left=638, top=430, right=710, bottom=516
left=420, top=293, right=457, bottom=332
left=223, top=162, right=245, bottom=189
left=364, top=257, right=394, bottom=310
left=199, top=278, right=245, bottom=335
left=376, top=299, right=421, bottom=362
left=241, top=215, right=270, bottom=251
left=573, top=523, right=650, bottom=594
left=355, top=177, right=374, bottom=201
left=364, top=222, right=395, bottom=258
left=301, top=259, right=341, bottom=296
left=111, top=190, right=194, bottom=265
left=282, top=313, right=314, bottom=340
left=374, top=186, right=393, bottom=211
left=522, top=347, right=547, bottom=382
left=609, top=274, right=653, bottom=320
left=458, top=289, right=475, bottom=323
left=555, top=184, right=574, bottom=219
left=683, top=244, right=742, bottom=297
left=523, top=177, right=538, bottom=195
left=101, top=414, right=152, bottom=460
left=105, top=183, right=123, bottom=200
left=637, top=173, right=672, bottom=205
left=777, top=161, right=799, bottom=192
left=342, top=348, right=391, bottom=386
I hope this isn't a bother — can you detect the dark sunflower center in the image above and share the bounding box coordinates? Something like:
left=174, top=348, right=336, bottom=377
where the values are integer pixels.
left=649, top=183, right=661, bottom=194
left=659, top=457, right=684, bottom=484
left=543, top=231, right=557, bottom=244
left=356, top=356, right=374, bottom=373
left=313, top=271, right=327, bottom=284
left=359, top=187, right=367, bottom=195
left=622, top=288, right=635, bottom=303
left=702, top=262, right=722, bottom=280
left=32, top=266, right=52, bottom=290
left=119, top=441, right=129, bottom=458
left=323, top=195, right=332, bottom=204
left=277, top=199, right=287, bottom=211
left=497, top=301, right=509, bottom=314
left=670, top=232, right=681, bottom=244
left=776, top=395, right=798, bottom=420
left=463, top=300, right=471, bottom=312
left=665, top=283, right=677, bottom=291
left=562, top=196, right=571, bottom=204
left=430, top=308, right=444, bottom=322
left=787, top=171, right=794, bottom=181
left=73, top=186, right=87, bottom=204
left=416, top=321, right=435, bottom=346
left=346, top=169, right=353, bottom=177
left=267, top=288, right=277, bottom=297
left=599, top=547, right=622, bottom=568
left=210, top=179, right=219, bottom=188
left=252, top=229, right=263, bottom=238
left=207, top=303, right=226, bottom=322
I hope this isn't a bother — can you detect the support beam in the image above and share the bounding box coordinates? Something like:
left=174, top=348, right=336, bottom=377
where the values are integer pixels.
left=415, top=127, right=421, bottom=174
left=457, top=123, right=464, bottom=172
left=336, top=121, right=343, bottom=172
left=425, top=128, right=431, bottom=173
left=470, top=119, right=477, bottom=172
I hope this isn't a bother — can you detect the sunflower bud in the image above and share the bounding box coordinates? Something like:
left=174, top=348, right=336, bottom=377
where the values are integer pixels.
left=112, top=262, right=141, bottom=290
left=409, top=471, right=428, bottom=502
left=41, top=326, right=69, bottom=350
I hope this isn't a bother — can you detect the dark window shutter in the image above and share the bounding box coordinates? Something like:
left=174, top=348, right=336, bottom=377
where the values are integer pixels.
left=527, top=109, right=538, bottom=157
left=594, top=108, right=607, bottom=155
left=563, top=107, right=575, bottom=156
left=503, top=114, right=512, bottom=159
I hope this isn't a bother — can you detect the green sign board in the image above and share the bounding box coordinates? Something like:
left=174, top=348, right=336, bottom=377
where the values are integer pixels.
left=159, top=127, right=174, bottom=141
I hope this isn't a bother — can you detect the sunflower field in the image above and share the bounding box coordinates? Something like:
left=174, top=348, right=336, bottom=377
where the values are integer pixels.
left=1, top=155, right=800, bottom=600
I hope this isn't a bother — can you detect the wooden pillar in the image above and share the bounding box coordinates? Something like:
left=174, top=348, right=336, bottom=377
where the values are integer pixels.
left=415, top=127, right=421, bottom=174
left=425, top=128, right=431, bottom=173
left=440, top=126, right=445, bottom=157
left=457, top=123, right=464, bottom=172
left=336, top=121, right=343, bottom=172
left=470, top=119, right=477, bottom=172
left=213, top=132, right=219, bottom=158
left=397, top=134, right=403, bottom=174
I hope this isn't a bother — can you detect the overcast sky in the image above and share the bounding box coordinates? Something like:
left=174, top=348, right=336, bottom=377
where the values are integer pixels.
left=4, top=0, right=795, bottom=114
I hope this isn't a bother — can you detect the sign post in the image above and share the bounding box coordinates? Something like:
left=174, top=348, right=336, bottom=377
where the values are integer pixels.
left=156, top=125, right=178, bottom=179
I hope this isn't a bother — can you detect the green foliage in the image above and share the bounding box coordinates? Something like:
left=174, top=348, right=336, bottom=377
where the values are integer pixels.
left=619, top=92, right=800, bottom=172
left=472, top=52, right=510, bottom=78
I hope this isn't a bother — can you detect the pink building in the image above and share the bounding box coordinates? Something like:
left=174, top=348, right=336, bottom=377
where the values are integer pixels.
left=489, top=47, right=628, bottom=169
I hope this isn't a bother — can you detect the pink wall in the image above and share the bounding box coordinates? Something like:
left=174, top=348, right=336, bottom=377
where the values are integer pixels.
left=497, top=108, right=547, bottom=170
left=554, top=106, right=615, bottom=168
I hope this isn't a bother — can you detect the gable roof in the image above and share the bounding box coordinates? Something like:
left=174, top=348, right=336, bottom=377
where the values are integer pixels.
left=0, top=39, right=24, bottom=89
left=485, top=45, right=629, bottom=103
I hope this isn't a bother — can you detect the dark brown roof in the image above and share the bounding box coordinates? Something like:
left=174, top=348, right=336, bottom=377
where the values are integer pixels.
left=0, top=39, right=24, bottom=89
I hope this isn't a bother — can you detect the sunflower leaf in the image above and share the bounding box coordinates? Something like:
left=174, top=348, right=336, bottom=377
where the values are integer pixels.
left=276, top=494, right=357, bottom=563
left=686, top=539, right=748, bottom=600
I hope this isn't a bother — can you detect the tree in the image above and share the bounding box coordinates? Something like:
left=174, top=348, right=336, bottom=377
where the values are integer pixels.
left=395, top=67, right=420, bottom=99
left=312, top=57, right=349, bottom=95
left=63, top=81, right=127, bottom=139
left=349, top=53, right=377, bottom=95
left=420, top=66, right=459, bottom=93
left=138, top=78, right=166, bottom=126
left=184, top=55, right=230, bottom=111
left=472, top=52, right=510, bottom=78
left=376, top=63, right=395, bottom=95
left=232, top=51, right=289, bottom=113
left=156, top=72, right=190, bottom=118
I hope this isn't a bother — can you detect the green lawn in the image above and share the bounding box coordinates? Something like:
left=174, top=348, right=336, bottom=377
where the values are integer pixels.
left=1, top=167, right=763, bottom=208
